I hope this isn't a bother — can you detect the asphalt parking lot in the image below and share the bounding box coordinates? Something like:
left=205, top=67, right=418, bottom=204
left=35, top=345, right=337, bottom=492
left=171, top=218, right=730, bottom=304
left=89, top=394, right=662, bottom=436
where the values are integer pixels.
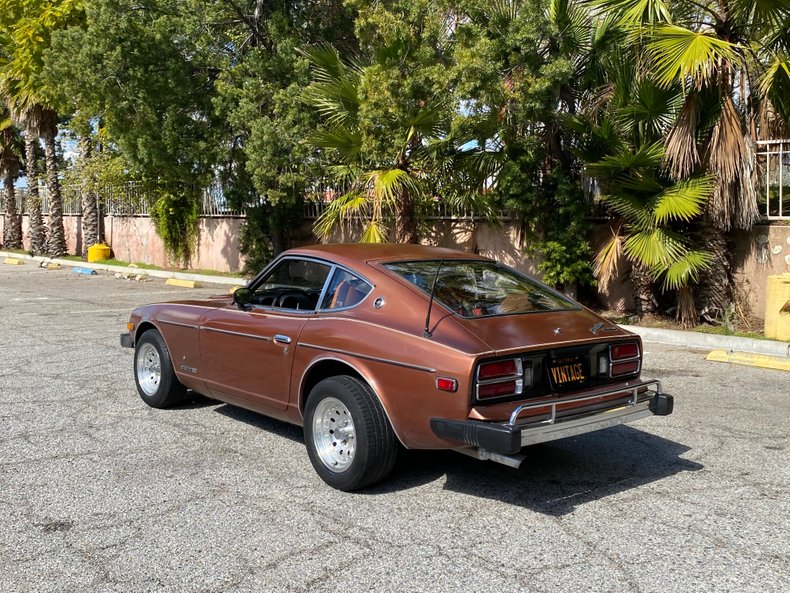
left=1, top=263, right=787, bottom=593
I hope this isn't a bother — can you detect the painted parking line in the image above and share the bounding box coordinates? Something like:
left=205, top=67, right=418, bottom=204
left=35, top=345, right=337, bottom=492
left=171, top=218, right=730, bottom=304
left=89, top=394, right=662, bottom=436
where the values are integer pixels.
left=706, top=349, right=790, bottom=372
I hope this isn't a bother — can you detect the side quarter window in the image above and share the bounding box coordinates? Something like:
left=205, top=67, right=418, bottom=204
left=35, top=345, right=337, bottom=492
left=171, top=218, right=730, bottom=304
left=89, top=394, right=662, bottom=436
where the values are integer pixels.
left=320, top=269, right=372, bottom=310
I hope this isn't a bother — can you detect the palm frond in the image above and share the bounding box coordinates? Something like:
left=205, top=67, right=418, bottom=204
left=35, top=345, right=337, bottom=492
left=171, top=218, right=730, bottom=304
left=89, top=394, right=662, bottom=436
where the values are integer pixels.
left=647, top=25, right=741, bottom=89
left=367, top=168, right=419, bottom=207
left=623, top=227, right=687, bottom=268
left=651, top=176, right=713, bottom=224
left=730, top=0, right=790, bottom=32
left=313, top=190, right=369, bottom=240
left=601, top=192, right=654, bottom=228
left=655, top=249, right=711, bottom=291
left=593, top=221, right=625, bottom=292
left=592, top=0, right=672, bottom=26
left=360, top=219, right=388, bottom=243
left=585, top=141, right=664, bottom=178
left=308, top=129, right=362, bottom=160
left=759, top=52, right=790, bottom=123
left=664, top=91, right=701, bottom=179
left=301, top=45, right=361, bottom=127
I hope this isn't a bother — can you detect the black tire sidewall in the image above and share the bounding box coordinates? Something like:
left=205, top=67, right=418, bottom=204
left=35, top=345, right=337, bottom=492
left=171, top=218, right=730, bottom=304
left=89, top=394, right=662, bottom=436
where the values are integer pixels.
left=133, top=330, right=183, bottom=408
left=304, top=376, right=388, bottom=491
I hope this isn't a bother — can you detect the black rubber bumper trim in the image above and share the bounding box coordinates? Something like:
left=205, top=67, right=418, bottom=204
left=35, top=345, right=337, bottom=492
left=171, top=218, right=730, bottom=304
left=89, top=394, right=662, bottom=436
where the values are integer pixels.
left=649, top=393, right=674, bottom=416
left=120, top=333, right=134, bottom=348
left=430, top=418, right=522, bottom=455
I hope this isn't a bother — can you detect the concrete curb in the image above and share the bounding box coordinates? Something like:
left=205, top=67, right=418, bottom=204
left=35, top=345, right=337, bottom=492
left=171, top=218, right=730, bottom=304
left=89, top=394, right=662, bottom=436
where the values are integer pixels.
left=621, top=324, right=790, bottom=358
left=0, top=250, right=246, bottom=287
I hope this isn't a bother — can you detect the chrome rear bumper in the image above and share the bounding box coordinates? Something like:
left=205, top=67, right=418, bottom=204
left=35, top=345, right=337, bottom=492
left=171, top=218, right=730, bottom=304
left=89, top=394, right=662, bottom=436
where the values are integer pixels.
left=430, top=380, right=672, bottom=455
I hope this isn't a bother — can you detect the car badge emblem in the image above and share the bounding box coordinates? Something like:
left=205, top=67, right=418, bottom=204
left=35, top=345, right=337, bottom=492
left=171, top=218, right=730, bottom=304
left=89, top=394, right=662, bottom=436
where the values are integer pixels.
left=590, top=321, right=617, bottom=335
left=553, top=327, right=562, bottom=335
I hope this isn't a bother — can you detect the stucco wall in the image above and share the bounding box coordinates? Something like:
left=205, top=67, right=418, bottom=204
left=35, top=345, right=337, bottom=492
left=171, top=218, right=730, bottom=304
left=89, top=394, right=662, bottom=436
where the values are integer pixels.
left=732, top=224, right=790, bottom=320
left=3, top=213, right=788, bottom=319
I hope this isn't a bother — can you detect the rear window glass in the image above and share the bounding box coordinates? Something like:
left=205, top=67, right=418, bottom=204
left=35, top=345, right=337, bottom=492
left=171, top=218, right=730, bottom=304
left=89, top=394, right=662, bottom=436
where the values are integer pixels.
left=383, top=260, right=577, bottom=318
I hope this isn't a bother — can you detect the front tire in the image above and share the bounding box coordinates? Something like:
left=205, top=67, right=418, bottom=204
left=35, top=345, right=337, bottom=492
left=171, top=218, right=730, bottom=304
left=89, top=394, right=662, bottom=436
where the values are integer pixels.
left=304, top=376, right=398, bottom=491
left=134, top=330, right=186, bottom=408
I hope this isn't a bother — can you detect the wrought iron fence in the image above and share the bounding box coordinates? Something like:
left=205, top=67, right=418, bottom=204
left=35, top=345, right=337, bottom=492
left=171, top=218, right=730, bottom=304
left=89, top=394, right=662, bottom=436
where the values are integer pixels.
left=4, top=152, right=786, bottom=222
left=756, top=139, right=790, bottom=220
left=0, top=181, right=505, bottom=221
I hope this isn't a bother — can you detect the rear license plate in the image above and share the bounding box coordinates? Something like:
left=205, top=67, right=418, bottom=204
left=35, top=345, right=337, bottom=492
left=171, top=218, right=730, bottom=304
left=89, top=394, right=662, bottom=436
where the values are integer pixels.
left=548, top=355, right=587, bottom=390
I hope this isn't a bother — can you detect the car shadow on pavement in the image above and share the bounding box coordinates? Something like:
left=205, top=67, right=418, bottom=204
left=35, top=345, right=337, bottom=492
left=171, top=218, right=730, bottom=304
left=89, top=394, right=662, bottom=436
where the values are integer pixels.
left=376, top=426, right=703, bottom=515
left=213, top=403, right=305, bottom=443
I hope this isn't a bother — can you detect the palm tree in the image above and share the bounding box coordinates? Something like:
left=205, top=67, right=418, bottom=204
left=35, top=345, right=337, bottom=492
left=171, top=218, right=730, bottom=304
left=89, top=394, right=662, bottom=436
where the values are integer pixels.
left=40, top=107, right=66, bottom=256
left=76, top=131, right=102, bottom=255
left=0, top=0, right=83, bottom=256
left=0, top=103, right=22, bottom=249
left=302, top=46, right=493, bottom=244
left=585, top=140, right=714, bottom=324
left=14, top=104, right=47, bottom=254
left=597, top=0, right=790, bottom=318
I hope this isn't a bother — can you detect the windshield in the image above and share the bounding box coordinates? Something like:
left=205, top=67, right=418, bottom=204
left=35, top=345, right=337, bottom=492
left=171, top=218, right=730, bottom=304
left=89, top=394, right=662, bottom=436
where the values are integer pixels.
left=384, top=260, right=577, bottom=318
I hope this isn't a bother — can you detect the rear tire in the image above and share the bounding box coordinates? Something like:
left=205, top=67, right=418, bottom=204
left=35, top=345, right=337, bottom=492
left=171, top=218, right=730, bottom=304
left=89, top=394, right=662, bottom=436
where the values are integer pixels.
left=134, top=330, right=186, bottom=408
left=304, top=376, right=398, bottom=491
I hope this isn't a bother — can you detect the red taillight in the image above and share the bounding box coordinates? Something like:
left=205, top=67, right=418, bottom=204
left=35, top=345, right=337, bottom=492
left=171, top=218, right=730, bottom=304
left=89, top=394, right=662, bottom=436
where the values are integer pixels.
left=607, top=342, right=640, bottom=377
left=476, top=358, right=526, bottom=401
left=478, top=380, right=518, bottom=399
left=611, top=343, right=639, bottom=360
left=611, top=360, right=640, bottom=376
left=478, top=359, right=518, bottom=380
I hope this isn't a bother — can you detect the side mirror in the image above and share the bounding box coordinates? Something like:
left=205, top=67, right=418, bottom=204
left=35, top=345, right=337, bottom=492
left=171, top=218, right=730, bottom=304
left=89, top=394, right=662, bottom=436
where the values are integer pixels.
left=232, top=287, right=252, bottom=309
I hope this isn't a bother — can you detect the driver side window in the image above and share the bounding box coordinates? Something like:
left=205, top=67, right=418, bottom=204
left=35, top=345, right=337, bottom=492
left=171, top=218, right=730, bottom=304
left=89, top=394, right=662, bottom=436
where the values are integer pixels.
left=252, top=258, right=330, bottom=310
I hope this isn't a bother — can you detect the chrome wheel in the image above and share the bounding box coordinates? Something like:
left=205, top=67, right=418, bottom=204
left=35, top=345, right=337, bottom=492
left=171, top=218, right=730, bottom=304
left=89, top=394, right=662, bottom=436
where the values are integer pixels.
left=136, top=342, right=161, bottom=397
left=311, top=396, right=357, bottom=473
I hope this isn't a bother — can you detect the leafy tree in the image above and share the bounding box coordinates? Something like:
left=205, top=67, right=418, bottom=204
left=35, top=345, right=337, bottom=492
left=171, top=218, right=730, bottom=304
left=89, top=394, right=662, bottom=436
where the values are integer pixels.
left=43, top=0, right=221, bottom=263
left=208, top=0, right=357, bottom=263
left=304, top=2, right=493, bottom=244
left=451, top=0, right=599, bottom=291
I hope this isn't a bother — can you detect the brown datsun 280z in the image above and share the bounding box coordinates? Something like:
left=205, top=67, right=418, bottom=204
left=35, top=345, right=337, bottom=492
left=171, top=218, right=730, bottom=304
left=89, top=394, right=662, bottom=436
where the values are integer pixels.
left=121, top=244, right=673, bottom=491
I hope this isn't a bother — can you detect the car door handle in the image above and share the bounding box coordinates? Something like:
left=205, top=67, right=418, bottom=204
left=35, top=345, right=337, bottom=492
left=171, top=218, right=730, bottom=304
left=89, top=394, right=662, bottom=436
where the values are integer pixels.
left=273, top=334, right=292, bottom=345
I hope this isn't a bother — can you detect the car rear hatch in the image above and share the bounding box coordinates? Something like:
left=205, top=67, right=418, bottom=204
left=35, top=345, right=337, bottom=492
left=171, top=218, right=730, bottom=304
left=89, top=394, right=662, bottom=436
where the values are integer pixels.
left=458, top=310, right=644, bottom=421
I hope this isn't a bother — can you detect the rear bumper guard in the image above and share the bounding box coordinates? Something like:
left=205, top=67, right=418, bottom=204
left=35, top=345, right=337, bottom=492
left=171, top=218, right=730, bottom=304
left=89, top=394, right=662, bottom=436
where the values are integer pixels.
left=430, top=380, right=672, bottom=455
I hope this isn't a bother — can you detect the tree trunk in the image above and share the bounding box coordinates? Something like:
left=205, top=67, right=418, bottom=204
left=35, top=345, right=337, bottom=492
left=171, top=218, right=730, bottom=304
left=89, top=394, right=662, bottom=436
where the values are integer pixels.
left=694, top=217, right=731, bottom=323
left=631, top=264, right=657, bottom=317
left=42, top=124, right=67, bottom=257
left=395, top=189, right=418, bottom=244
left=3, top=169, right=23, bottom=249
left=1, top=143, right=23, bottom=249
left=23, top=130, right=47, bottom=254
left=78, top=134, right=100, bottom=255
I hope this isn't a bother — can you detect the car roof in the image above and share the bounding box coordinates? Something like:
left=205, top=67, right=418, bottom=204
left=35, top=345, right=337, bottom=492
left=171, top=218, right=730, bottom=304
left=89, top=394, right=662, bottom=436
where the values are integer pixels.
left=287, top=243, right=489, bottom=267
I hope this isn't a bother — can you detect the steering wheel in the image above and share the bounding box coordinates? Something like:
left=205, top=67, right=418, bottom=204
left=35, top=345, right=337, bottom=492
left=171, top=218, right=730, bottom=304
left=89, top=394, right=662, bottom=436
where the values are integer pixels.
left=275, top=289, right=312, bottom=310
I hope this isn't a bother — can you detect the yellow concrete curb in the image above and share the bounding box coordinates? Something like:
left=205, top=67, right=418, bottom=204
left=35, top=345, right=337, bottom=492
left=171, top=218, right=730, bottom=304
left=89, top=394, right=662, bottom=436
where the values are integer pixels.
left=706, top=349, right=790, bottom=372
left=45, top=263, right=62, bottom=270
left=165, top=278, right=202, bottom=289
left=3, top=257, right=24, bottom=265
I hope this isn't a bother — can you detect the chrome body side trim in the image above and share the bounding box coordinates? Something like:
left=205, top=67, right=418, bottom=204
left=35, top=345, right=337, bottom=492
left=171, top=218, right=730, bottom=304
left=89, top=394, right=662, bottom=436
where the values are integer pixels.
left=158, top=319, right=200, bottom=330
left=298, top=342, right=437, bottom=373
left=200, top=326, right=273, bottom=342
